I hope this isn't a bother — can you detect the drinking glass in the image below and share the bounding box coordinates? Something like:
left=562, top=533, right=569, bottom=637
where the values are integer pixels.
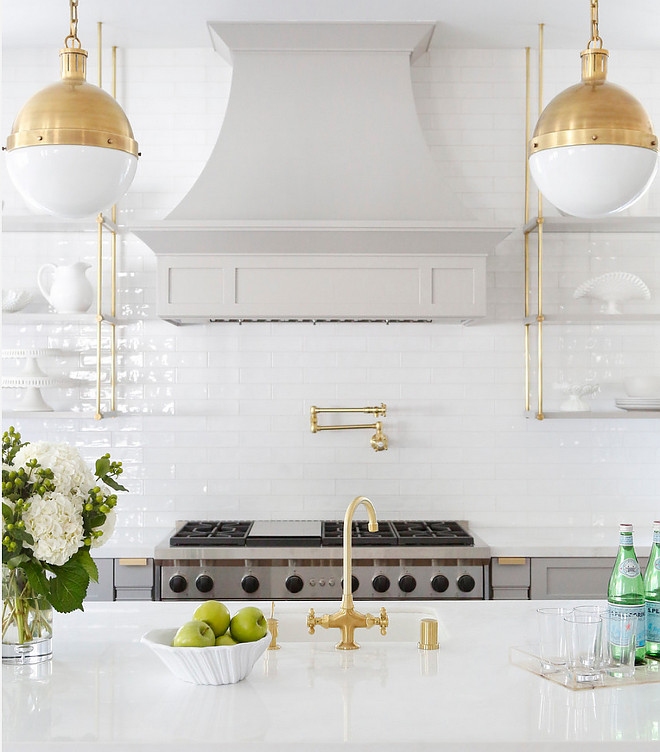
left=537, top=607, right=572, bottom=673
left=600, top=612, right=637, bottom=679
left=564, top=612, right=603, bottom=683
left=573, top=604, right=608, bottom=616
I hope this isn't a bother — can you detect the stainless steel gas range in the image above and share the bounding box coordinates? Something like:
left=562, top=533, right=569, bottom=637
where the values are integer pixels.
left=155, top=520, right=491, bottom=601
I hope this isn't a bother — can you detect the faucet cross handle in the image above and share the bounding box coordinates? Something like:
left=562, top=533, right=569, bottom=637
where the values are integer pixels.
left=378, top=606, right=389, bottom=635
left=307, top=608, right=318, bottom=634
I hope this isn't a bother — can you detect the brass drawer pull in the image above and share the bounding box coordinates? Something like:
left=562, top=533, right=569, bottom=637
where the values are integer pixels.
left=497, top=557, right=527, bottom=566
left=118, top=557, right=148, bottom=566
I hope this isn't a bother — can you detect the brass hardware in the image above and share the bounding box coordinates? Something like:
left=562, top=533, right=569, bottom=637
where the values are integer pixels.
left=267, top=601, right=280, bottom=650
left=310, top=405, right=388, bottom=452
left=118, top=558, right=147, bottom=566
left=497, top=557, right=527, bottom=566
left=5, top=0, right=139, bottom=158
left=306, top=496, right=388, bottom=650
left=418, top=618, right=439, bottom=651
left=528, top=2, right=656, bottom=159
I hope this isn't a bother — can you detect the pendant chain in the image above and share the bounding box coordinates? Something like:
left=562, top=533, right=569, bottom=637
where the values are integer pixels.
left=588, top=0, right=603, bottom=49
left=65, top=0, right=81, bottom=49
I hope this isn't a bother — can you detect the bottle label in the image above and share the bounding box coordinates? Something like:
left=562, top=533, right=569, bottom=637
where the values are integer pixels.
left=653, top=531, right=660, bottom=544
left=647, top=601, right=660, bottom=643
left=608, top=604, right=646, bottom=649
left=619, top=558, right=640, bottom=578
left=620, top=532, right=633, bottom=547
left=655, top=559, right=660, bottom=572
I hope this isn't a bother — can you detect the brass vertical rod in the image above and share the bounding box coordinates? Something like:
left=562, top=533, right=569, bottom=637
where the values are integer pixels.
left=96, top=213, right=104, bottom=420
left=111, top=45, right=118, bottom=412
left=524, top=46, right=531, bottom=413
left=536, top=23, right=545, bottom=420
left=97, top=22, right=102, bottom=88
left=537, top=23, right=544, bottom=220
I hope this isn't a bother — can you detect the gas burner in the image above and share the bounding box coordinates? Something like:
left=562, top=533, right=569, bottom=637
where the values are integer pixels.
left=391, top=520, right=474, bottom=546
left=322, top=520, right=398, bottom=546
left=170, top=521, right=253, bottom=547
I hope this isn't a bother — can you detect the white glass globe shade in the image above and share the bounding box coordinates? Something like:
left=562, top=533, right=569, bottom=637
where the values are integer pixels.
left=529, top=144, right=658, bottom=218
left=6, top=144, right=138, bottom=219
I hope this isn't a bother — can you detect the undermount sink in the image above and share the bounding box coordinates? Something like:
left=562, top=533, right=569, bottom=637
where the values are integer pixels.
left=272, top=605, right=441, bottom=644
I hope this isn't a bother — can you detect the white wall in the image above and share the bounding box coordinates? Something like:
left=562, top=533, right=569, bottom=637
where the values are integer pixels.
left=2, top=45, right=660, bottom=532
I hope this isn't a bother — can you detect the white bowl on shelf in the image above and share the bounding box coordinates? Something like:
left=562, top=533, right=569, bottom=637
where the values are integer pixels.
left=141, top=629, right=269, bottom=685
left=2, top=289, right=32, bottom=313
left=624, top=375, right=660, bottom=398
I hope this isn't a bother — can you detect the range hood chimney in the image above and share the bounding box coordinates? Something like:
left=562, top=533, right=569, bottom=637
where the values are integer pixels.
left=135, top=22, right=511, bottom=324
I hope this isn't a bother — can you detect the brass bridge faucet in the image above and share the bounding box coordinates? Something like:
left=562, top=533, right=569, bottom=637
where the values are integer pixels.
left=307, top=496, right=388, bottom=650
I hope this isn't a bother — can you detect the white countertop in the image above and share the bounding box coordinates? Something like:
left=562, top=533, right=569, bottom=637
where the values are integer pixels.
left=474, top=527, right=653, bottom=558
left=4, top=599, right=659, bottom=750
left=91, top=527, right=168, bottom=558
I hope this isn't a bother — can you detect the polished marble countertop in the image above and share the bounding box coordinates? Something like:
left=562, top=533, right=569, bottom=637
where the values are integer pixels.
left=3, top=599, right=659, bottom=751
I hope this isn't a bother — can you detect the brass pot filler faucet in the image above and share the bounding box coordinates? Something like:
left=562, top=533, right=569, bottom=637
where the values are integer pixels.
left=307, top=496, right=389, bottom=650
left=310, top=404, right=388, bottom=451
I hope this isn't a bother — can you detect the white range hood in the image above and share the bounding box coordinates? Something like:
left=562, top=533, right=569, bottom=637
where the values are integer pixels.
left=134, top=22, right=510, bottom=324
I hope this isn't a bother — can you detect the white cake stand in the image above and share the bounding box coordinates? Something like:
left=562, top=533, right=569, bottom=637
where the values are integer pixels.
left=2, top=348, right=69, bottom=412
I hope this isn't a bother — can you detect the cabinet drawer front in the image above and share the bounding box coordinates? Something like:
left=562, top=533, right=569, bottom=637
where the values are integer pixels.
left=114, top=559, right=154, bottom=587
left=491, top=557, right=530, bottom=587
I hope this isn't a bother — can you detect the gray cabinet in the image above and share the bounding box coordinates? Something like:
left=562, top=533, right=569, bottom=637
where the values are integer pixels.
left=530, top=557, right=648, bottom=600
left=490, top=557, right=530, bottom=600
left=84, top=557, right=155, bottom=602
left=85, top=558, right=115, bottom=602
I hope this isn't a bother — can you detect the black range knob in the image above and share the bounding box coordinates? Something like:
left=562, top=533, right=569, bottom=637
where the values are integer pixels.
left=457, top=574, right=476, bottom=593
left=372, top=574, right=390, bottom=593
left=195, top=574, right=214, bottom=593
left=169, top=574, right=187, bottom=593
left=398, top=574, right=417, bottom=593
left=431, top=574, right=449, bottom=593
left=286, top=574, right=304, bottom=594
left=341, top=575, right=360, bottom=593
left=241, top=575, right=260, bottom=594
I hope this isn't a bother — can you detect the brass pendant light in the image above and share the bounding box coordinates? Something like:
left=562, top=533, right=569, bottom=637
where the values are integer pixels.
left=4, top=0, right=139, bottom=218
left=528, top=0, right=657, bottom=218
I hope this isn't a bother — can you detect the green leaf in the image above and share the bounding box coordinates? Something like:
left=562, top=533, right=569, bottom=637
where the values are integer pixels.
left=102, top=475, right=128, bottom=492
left=12, top=528, right=33, bottom=544
left=88, top=512, right=106, bottom=529
left=21, top=559, right=49, bottom=598
left=6, top=553, right=30, bottom=568
left=2, top=502, right=14, bottom=522
left=95, top=457, right=111, bottom=479
left=47, top=560, right=90, bottom=613
left=71, top=548, right=99, bottom=584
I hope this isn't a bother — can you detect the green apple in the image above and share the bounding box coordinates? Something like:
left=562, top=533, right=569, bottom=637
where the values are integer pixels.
left=193, top=600, right=230, bottom=638
left=172, top=620, right=215, bottom=647
left=230, top=606, right=268, bottom=643
left=215, top=632, right=238, bottom=646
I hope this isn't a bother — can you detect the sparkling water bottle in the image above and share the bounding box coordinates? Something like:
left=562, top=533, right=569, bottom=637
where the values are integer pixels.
left=644, top=520, right=660, bottom=659
left=608, top=523, right=646, bottom=664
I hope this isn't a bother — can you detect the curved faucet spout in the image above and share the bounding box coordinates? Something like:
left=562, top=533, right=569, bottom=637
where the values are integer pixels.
left=342, top=496, right=378, bottom=610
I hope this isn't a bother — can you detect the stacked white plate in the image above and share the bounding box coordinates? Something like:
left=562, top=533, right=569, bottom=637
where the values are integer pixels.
left=615, top=398, right=660, bottom=411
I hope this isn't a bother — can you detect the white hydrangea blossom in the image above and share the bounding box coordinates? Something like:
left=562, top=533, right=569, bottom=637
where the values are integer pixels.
left=13, top=442, right=95, bottom=506
left=22, top=492, right=85, bottom=567
left=91, top=508, right=117, bottom=549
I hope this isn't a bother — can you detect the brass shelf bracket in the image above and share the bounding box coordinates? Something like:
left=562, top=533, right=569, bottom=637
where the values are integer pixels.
left=310, top=404, right=388, bottom=451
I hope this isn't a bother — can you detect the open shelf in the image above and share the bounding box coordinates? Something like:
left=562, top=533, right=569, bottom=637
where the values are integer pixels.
left=523, top=216, right=660, bottom=234
left=2, top=312, right=124, bottom=326
left=2, top=410, right=118, bottom=419
left=526, top=410, right=660, bottom=420
left=523, top=314, right=660, bottom=325
left=2, top=215, right=122, bottom=234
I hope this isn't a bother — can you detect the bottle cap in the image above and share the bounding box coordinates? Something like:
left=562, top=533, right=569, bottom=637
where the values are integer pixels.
left=653, top=520, right=660, bottom=531
left=619, top=523, right=633, bottom=532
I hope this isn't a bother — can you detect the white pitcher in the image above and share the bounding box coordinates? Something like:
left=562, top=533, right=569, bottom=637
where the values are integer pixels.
left=37, top=261, right=94, bottom=314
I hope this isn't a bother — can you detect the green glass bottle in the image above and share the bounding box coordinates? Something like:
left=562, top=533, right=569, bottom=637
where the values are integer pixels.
left=608, top=523, right=646, bottom=664
left=644, top=520, right=660, bottom=659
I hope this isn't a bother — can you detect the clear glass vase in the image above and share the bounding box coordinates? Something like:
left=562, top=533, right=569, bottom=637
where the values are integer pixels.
left=2, top=565, right=53, bottom=664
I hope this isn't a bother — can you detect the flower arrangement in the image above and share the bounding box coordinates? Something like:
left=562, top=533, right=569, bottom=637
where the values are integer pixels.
left=2, top=427, right=127, bottom=650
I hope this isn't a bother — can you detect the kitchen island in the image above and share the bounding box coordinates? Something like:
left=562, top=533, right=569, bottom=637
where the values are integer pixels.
left=3, top=600, right=659, bottom=751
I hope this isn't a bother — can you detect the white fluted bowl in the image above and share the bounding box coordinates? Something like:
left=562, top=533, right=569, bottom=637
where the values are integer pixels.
left=141, top=629, right=269, bottom=685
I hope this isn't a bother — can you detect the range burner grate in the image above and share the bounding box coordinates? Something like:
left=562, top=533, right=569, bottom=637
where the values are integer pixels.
left=321, top=520, right=398, bottom=546
left=391, top=520, right=474, bottom=546
left=170, top=520, right=253, bottom=547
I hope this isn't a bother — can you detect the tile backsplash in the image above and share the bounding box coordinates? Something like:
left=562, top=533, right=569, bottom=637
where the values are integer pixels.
left=2, top=45, right=660, bottom=532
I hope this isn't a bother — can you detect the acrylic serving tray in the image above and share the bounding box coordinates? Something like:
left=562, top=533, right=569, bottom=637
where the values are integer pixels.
left=510, top=645, right=660, bottom=691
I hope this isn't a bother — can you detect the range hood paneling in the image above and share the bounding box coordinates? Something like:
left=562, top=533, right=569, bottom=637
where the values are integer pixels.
left=156, top=253, right=487, bottom=324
